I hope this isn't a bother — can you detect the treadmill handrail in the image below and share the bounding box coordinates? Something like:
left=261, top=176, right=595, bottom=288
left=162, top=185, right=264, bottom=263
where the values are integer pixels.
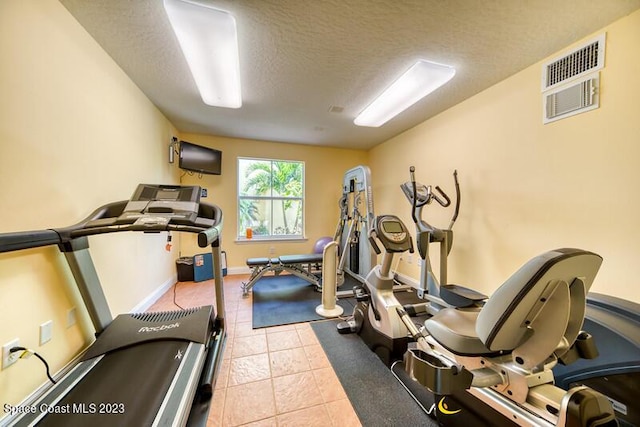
left=67, top=223, right=221, bottom=248
left=0, top=199, right=223, bottom=253
left=0, top=229, right=62, bottom=253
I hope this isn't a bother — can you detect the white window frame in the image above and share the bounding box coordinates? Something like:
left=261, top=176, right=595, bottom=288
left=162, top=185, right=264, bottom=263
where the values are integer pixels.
left=237, top=157, right=305, bottom=241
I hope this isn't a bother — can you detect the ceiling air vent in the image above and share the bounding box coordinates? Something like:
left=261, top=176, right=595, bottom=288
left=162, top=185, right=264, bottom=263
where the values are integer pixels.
left=543, top=74, right=599, bottom=124
left=542, top=34, right=605, bottom=91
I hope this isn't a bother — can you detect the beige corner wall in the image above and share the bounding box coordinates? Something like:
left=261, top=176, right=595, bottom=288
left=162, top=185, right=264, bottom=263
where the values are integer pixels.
left=177, top=134, right=368, bottom=268
left=370, top=10, right=640, bottom=303
left=0, top=0, right=179, bottom=406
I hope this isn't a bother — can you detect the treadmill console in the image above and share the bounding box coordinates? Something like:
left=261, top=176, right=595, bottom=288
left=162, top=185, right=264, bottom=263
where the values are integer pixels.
left=117, top=184, right=202, bottom=225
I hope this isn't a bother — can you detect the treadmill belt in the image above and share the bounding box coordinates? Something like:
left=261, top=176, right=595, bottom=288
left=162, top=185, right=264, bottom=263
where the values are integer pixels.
left=38, top=340, right=189, bottom=427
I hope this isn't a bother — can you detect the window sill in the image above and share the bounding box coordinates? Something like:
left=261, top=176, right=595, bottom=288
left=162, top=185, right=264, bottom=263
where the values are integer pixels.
left=234, top=237, right=308, bottom=244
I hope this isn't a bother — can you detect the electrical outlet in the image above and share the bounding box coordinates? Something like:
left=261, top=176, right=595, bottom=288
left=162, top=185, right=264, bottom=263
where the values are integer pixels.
left=269, top=246, right=276, bottom=255
left=67, top=307, right=77, bottom=328
left=2, top=338, right=20, bottom=370
left=40, top=320, right=53, bottom=345
left=407, top=254, right=413, bottom=264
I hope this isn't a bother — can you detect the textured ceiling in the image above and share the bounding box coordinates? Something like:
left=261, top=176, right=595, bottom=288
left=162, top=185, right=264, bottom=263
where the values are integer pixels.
left=59, top=0, right=640, bottom=150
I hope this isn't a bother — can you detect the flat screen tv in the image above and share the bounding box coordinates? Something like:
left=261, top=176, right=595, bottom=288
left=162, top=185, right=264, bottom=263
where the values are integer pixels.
left=179, top=140, right=222, bottom=175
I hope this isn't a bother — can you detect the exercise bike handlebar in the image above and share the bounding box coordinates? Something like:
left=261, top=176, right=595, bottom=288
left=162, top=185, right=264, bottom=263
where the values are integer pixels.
left=368, top=232, right=382, bottom=255
left=368, top=218, right=414, bottom=256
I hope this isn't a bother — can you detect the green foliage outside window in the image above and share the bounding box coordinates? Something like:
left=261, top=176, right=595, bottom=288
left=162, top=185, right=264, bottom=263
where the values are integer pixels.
left=238, top=158, right=304, bottom=238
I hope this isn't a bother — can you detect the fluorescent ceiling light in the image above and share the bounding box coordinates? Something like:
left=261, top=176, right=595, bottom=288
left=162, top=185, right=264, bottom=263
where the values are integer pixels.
left=354, top=60, right=456, bottom=127
left=164, top=0, right=242, bottom=108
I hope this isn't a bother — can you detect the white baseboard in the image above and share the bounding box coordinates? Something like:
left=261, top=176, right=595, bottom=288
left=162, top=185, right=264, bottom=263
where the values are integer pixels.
left=227, top=266, right=420, bottom=286
left=393, top=271, right=419, bottom=289
left=133, top=268, right=249, bottom=314
left=227, top=266, right=251, bottom=275
left=131, top=274, right=177, bottom=312
left=129, top=269, right=412, bottom=311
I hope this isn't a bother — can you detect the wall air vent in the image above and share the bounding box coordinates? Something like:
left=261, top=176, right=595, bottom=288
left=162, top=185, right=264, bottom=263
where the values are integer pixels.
left=543, top=74, right=599, bottom=124
left=542, top=34, right=605, bottom=91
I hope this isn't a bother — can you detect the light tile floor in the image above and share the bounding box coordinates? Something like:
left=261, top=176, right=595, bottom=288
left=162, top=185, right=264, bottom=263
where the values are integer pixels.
left=148, top=274, right=362, bottom=427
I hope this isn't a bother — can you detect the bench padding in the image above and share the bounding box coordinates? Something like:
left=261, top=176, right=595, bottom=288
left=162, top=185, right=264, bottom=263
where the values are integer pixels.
left=246, top=257, right=279, bottom=267
left=279, top=253, right=323, bottom=264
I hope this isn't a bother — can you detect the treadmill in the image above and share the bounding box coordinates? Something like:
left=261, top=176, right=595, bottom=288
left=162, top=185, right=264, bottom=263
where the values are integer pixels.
left=0, top=184, right=226, bottom=427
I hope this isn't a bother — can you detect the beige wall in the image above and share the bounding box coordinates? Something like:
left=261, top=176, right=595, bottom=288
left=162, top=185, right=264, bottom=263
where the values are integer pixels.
left=0, top=0, right=179, bottom=405
left=177, top=134, right=368, bottom=268
left=2, top=0, right=638, bottom=413
left=370, top=9, right=640, bottom=303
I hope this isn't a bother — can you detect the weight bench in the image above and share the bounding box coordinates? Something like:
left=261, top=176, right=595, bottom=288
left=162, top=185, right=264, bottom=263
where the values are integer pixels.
left=242, top=253, right=324, bottom=296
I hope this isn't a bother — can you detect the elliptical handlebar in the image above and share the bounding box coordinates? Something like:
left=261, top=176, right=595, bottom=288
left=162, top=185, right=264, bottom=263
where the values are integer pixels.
left=410, top=166, right=419, bottom=225
left=432, top=186, right=451, bottom=207
left=405, top=166, right=460, bottom=231
left=449, top=170, right=461, bottom=230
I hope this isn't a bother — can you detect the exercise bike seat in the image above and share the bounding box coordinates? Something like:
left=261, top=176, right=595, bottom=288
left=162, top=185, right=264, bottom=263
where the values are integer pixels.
left=439, top=284, right=487, bottom=308
left=423, top=309, right=497, bottom=356
left=425, top=248, right=602, bottom=368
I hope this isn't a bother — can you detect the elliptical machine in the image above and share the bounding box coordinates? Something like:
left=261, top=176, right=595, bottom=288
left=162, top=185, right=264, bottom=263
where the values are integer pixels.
left=337, top=215, right=414, bottom=365
left=400, top=166, right=486, bottom=316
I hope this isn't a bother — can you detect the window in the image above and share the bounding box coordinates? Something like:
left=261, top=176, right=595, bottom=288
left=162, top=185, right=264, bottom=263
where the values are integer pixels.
left=238, top=158, right=304, bottom=239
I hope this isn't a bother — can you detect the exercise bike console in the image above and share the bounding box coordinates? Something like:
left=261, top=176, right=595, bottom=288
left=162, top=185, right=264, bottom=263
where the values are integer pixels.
left=369, top=215, right=413, bottom=256
left=337, top=215, right=414, bottom=365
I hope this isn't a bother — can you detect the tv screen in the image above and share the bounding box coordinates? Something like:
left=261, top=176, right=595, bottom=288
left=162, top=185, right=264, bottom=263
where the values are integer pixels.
left=179, top=141, right=222, bottom=175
